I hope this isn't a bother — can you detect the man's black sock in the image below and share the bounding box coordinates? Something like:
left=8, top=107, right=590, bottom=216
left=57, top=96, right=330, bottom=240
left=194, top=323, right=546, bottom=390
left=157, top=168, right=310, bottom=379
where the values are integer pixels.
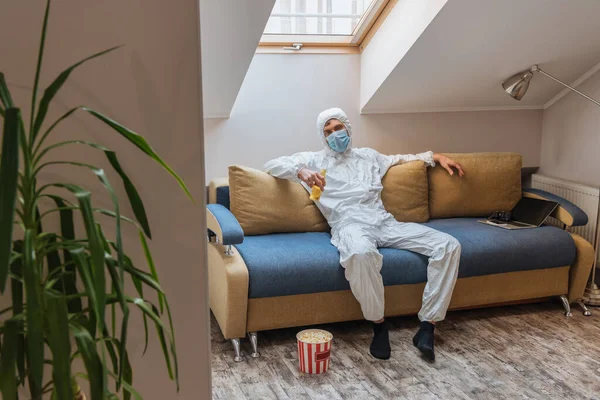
left=412, top=321, right=435, bottom=362
left=370, top=321, right=391, bottom=360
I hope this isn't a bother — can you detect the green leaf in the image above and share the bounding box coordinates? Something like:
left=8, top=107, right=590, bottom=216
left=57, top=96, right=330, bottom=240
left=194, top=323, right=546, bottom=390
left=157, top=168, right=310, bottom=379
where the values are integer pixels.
left=31, top=45, right=122, bottom=141
left=102, top=256, right=126, bottom=313
left=122, top=348, right=134, bottom=400
left=34, top=140, right=152, bottom=240
left=107, top=362, right=140, bottom=400
left=10, top=241, right=25, bottom=385
left=111, top=301, right=116, bottom=338
left=117, top=312, right=130, bottom=391
left=0, top=319, right=18, bottom=400
left=123, top=261, right=164, bottom=295
left=53, top=184, right=106, bottom=328
left=139, top=231, right=163, bottom=312
left=30, top=0, right=51, bottom=134
left=100, top=325, right=120, bottom=388
left=46, top=234, right=62, bottom=286
left=106, top=151, right=152, bottom=238
left=34, top=139, right=109, bottom=166
left=44, top=195, right=75, bottom=238
left=68, top=248, right=101, bottom=338
left=97, top=224, right=131, bottom=390
left=95, top=209, right=140, bottom=228
left=101, top=295, right=175, bottom=384
left=107, top=243, right=165, bottom=298
left=83, top=107, right=194, bottom=202
left=0, top=73, right=15, bottom=108
left=94, top=168, right=125, bottom=289
left=46, top=294, right=73, bottom=400
left=47, top=195, right=81, bottom=313
left=133, top=298, right=174, bottom=380
left=38, top=161, right=124, bottom=284
left=130, top=275, right=149, bottom=355
left=45, top=269, right=75, bottom=291
left=71, top=321, right=107, bottom=400
left=0, top=305, right=13, bottom=316
left=33, top=106, right=81, bottom=155
left=164, top=299, right=179, bottom=391
left=23, top=229, right=44, bottom=397
left=35, top=205, right=43, bottom=234
left=0, top=108, right=21, bottom=292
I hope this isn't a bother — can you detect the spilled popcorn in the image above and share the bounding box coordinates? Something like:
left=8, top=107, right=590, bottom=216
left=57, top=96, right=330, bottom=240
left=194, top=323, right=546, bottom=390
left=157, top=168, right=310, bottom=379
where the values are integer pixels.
left=297, top=330, right=333, bottom=344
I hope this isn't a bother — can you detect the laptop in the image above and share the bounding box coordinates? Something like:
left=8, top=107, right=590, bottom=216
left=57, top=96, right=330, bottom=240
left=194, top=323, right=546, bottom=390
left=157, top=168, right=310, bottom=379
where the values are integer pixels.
left=477, top=197, right=559, bottom=230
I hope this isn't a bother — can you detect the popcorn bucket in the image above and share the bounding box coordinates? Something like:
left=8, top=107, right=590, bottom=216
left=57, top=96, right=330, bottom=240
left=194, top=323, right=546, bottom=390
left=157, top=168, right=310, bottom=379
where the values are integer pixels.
left=296, top=329, right=333, bottom=374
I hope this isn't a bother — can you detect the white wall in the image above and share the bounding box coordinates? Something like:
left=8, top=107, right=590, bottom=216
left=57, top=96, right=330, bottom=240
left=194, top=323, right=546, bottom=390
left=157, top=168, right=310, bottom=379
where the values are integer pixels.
left=359, top=0, right=448, bottom=110
left=200, top=0, right=275, bottom=118
left=539, top=69, right=600, bottom=186
left=0, top=2, right=211, bottom=399
left=205, top=54, right=360, bottom=179
left=205, top=53, right=543, bottom=180
left=360, top=0, right=600, bottom=113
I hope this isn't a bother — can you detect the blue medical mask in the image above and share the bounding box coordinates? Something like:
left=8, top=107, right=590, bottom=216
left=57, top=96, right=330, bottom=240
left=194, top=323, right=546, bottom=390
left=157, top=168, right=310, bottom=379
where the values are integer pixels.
left=326, top=129, right=350, bottom=153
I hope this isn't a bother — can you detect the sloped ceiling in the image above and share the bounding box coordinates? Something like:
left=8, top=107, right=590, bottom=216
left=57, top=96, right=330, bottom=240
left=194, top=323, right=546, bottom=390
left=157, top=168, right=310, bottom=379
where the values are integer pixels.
left=361, top=0, right=600, bottom=113
left=200, top=0, right=275, bottom=118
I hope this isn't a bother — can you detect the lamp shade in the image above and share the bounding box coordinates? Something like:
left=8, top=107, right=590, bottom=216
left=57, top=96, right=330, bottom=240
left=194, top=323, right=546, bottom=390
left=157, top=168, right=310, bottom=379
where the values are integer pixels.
left=502, top=70, right=534, bottom=100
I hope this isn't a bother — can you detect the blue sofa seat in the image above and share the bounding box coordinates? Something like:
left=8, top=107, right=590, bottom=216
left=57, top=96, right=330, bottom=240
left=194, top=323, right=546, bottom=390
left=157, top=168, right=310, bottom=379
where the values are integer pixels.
left=235, top=218, right=577, bottom=299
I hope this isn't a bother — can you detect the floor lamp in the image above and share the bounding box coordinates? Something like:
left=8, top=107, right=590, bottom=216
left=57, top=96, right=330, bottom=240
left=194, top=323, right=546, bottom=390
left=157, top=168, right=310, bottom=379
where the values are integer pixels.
left=502, top=64, right=600, bottom=306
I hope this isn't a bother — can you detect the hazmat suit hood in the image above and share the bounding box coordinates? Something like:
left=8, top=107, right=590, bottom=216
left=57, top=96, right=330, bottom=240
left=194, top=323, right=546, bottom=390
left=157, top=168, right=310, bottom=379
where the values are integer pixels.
left=316, top=108, right=352, bottom=155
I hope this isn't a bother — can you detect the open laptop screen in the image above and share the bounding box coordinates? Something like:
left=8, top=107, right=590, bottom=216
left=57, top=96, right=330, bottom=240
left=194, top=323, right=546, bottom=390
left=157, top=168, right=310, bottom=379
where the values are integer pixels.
left=511, top=197, right=559, bottom=227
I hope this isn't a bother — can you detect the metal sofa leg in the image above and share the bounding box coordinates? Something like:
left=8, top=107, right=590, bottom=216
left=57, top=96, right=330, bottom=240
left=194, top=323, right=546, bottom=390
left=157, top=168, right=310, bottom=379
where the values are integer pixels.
left=249, top=332, right=261, bottom=358
left=576, top=300, right=593, bottom=316
left=559, top=295, right=573, bottom=317
left=231, top=338, right=244, bottom=362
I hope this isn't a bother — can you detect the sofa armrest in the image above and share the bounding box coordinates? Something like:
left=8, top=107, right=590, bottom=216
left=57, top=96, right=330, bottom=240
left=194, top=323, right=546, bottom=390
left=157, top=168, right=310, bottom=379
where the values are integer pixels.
left=208, top=243, right=249, bottom=339
left=207, top=204, right=244, bottom=245
left=523, top=188, right=589, bottom=227
left=567, top=233, right=595, bottom=302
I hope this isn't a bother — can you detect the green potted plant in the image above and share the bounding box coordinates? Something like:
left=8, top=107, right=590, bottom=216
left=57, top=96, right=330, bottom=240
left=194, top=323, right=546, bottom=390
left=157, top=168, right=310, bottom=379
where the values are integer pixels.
left=0, top=1, right=190, bottom=399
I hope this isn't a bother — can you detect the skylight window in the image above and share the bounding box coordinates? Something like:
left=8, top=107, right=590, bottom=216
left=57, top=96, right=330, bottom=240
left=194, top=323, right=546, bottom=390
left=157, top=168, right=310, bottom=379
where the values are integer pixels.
left=261, top=0, right=390, bottom=47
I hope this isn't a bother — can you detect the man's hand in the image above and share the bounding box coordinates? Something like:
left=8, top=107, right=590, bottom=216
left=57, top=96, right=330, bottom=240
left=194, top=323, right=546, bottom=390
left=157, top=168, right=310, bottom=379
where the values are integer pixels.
left=434, top=154, right=465, bottom=177
left=298, top=168, right=326, bottom=190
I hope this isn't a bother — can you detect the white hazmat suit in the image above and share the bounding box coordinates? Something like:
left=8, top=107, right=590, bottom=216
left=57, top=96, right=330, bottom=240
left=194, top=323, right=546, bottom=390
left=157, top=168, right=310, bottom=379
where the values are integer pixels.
left=264, top=108, right=461, bottom=322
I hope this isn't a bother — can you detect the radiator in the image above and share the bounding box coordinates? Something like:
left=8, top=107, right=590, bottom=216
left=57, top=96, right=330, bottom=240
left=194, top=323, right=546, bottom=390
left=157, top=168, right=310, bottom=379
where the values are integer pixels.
left=531, top=174, right=599, bottom=247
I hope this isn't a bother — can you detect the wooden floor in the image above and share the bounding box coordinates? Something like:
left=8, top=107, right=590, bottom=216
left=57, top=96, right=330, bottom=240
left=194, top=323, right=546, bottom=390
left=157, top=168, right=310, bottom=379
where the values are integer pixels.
left=211, top=302, right=600, bottom=400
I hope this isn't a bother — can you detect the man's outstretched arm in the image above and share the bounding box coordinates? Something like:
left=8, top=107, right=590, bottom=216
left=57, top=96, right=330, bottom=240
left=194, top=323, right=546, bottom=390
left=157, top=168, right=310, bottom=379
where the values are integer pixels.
left=264, top=152, right=324, bottom=188
left=389, top=151, right=437, bottom=168
left=375, top=150, right=464, bottom=177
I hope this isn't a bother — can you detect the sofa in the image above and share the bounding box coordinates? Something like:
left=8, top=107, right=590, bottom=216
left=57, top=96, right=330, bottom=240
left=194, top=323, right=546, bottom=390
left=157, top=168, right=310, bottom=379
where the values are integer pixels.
left=205, top=152, right=594, bottom=362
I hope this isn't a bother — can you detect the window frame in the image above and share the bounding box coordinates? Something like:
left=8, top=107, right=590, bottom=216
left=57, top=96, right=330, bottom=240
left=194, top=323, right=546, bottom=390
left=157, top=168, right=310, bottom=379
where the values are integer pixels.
left=259, top=0, right=391, bottom=49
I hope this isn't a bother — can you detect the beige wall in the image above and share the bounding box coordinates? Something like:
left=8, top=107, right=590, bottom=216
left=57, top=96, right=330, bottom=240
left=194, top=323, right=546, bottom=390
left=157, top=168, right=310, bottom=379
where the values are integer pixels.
left=0, top=2, right=210, bottom=399
left=205, top=53, right=543, bottom=180
left=540, top=69, right=600, bottom=186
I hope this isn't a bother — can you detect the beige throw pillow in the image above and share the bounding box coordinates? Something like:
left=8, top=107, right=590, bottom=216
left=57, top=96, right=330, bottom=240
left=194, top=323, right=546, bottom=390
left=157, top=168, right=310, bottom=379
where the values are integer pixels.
left=228, top=165, right=329, bottom=235
left=381, top=161, right=430, bottom=222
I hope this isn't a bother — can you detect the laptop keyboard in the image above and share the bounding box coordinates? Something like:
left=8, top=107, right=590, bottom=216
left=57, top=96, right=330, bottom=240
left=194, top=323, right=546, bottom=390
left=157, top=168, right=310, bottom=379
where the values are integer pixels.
left=509, top=221, right=532, bottom=227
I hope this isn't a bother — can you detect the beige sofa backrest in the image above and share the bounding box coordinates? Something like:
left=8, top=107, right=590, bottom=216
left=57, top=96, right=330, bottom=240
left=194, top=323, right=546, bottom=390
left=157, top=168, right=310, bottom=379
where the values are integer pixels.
left=208, top=152, right=523, bottom=234
left=428, top=152, right=522, bottom=218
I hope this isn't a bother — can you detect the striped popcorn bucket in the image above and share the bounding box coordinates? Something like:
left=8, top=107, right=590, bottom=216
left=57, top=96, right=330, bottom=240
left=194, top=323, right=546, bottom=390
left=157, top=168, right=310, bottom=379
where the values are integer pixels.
left=296, top=329, right=333, bottom=374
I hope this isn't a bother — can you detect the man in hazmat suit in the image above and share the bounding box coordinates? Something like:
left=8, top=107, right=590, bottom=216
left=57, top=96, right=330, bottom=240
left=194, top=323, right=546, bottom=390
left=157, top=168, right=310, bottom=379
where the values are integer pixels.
left=264, top=108, right=464, bottom=361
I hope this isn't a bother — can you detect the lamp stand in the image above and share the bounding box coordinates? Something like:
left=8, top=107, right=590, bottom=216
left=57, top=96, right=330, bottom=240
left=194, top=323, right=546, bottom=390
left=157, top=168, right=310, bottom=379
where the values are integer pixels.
left=504, top=64, right=600, bottom=305
left=584, top=282, right=600, bottom=306
left=523, top=66, right=600, bottom=306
